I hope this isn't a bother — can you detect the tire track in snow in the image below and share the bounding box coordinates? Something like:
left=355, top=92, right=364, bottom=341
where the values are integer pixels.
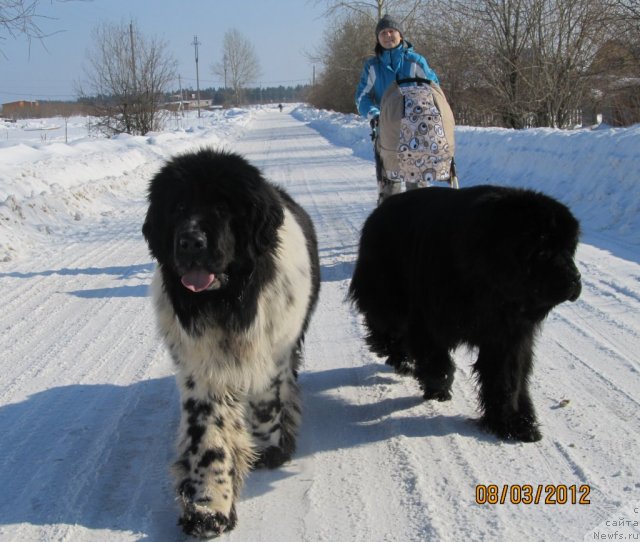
left=229, top=110, right=385, bottom=541
left=230, top=110, right=439, bottom=541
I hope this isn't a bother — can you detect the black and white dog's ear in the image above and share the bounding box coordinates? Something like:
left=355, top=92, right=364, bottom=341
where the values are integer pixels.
left=141, top=212, right=162, bottom=263
left=142, top=215, right=152, bottom=244
left=251, top=197, right=284, bottom=256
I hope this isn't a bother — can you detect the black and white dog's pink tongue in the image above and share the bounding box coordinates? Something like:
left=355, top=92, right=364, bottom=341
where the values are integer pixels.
left=181, top=271, right=216, bottom=292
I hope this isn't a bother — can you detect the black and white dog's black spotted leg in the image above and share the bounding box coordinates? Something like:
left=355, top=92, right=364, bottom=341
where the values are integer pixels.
left=173, top=381, right=254, bottom=539
left=249, top=357, right=301, bottom=469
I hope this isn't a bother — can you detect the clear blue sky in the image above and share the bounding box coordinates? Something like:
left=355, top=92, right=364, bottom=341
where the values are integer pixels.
left=0, top=0, right=328, bottom=104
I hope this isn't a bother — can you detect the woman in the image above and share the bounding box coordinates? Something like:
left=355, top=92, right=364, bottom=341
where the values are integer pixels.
left=355, top=15, right=441, bottom=203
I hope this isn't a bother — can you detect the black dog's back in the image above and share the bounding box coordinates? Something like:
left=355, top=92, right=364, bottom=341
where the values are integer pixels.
left=350, top=186, right=580, bottom=332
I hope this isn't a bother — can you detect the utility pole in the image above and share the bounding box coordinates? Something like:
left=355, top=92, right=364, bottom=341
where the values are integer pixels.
left=192, top=35, right=201, bottom=118
left=130, top=22, right=137, bottom=92
left=129, top=21, right=137, bottom=121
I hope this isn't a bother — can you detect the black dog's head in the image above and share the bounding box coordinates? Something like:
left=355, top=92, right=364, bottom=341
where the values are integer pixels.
left=482, top=188, right=582, bottom=315
left=142, top=148, right=284, bottom=294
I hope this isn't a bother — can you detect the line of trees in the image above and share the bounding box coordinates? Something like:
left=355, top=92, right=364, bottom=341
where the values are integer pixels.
left=309, top=0, right=640, bottom=127
left=5, top=1, right=638, bottom=131
left=1, top=83, right=310, bottom=120
left=178, top=85, right=309, bottom=107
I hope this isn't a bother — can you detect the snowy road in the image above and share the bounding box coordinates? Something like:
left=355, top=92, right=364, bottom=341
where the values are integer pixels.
left=0, top=109, right=639, bottom=541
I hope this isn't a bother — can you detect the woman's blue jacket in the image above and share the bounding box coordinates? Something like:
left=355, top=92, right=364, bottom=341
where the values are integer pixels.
left=355, top=41, right=440, bottom=119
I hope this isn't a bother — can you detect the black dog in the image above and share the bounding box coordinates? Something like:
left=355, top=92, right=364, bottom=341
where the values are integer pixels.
left=143, top=149, right=320, bottom=538
left=349, top=185, right=581, bottom=442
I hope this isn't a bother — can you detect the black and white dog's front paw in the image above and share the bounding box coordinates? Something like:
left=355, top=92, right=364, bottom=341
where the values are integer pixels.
left=179, top=502, right=237, bottom=539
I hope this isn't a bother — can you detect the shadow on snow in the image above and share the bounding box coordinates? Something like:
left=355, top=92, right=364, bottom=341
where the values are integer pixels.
left=0, top=363, right=492, bottom=538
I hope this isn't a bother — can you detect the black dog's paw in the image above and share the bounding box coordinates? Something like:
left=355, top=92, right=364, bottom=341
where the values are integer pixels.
left=482, top=416, right=542, bottom=443
left=252, top=446, right=291, bottom=470
left=420, top=372, right=454, bottom=402
left=423, top=387, right=453, bottom=402
left=385, top=355, right=415, bottom=376
left=179, top=503, right=237, bottom=539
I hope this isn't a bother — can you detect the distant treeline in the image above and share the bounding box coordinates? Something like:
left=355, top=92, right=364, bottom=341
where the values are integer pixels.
left=179, top=85, right=310, bottom=106
left=1, top=101, right=93, bottom=119
left=2, top=85, right=311, bottom=119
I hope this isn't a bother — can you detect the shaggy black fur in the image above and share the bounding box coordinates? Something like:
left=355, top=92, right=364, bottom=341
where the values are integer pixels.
left=349, top=185, right=582, bottom=442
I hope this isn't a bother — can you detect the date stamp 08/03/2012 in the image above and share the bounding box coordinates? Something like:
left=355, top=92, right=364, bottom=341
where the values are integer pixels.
left=475, top=484, right=591, bottom=505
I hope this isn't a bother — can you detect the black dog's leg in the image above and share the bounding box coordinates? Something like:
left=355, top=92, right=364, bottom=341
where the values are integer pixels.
left=362, top=314, right=415, bottom=376
left=474, top=332, right=542, bottom=442
left=413, top=347, right=455, bottom=401
left=386, top=352, right=416, bottom=376
left=383, top=338, right=415, bottom=376
left=248, top=356, right=301, bottom=469
left=408, top=322, right=455, bottom=401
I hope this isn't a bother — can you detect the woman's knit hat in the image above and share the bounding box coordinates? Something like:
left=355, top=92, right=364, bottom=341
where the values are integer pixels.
left=375, top=14, right=403, bottom=37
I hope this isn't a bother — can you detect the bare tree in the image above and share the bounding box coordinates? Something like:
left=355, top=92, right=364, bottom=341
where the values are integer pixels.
left=528, top=0, right=605, bottom=127
left=465, top=0, right=541, bottom=127
left=610, top=0, right=640, bottom=19
left=312, top=0, right=422, bottom=20
left=79, top=20, right=176, bottom=136
left=604, top=0, right=640, bottom=41
left=307, top=11, right=372, bottom=112
left=212, top=29, right=260, bottom=105
left=586, top=0, right=640, bottom=125
left=311, top=0, right=635, bottom=126
left=0, top=0, right=84, bottom=54
left=412, top=1, right=493, bottom=125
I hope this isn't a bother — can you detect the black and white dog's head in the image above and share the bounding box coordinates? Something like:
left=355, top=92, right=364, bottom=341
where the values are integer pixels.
left=142, top=149, right=284, bottom=297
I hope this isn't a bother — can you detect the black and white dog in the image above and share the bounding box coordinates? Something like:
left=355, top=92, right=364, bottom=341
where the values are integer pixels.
left=143, top=149, right=320, bottom=538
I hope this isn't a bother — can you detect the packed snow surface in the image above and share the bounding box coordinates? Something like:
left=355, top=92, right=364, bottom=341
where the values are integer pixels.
left=0, top=106, right=638, bottom=541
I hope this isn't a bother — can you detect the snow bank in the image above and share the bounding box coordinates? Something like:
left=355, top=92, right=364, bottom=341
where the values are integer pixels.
left=0, top=109, right=254, bottom=261
left=292, top=105, right=640, bottom=249
left=0, top=104, right=638, bottom=262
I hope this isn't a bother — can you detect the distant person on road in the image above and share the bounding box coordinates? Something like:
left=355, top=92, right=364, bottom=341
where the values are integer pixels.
left=355, top=14, right=441, bottom=204
left=278, top=103, right=283, bottom=112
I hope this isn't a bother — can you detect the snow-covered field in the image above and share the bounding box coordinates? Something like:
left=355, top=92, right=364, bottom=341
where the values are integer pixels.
left=0, top=105, right=638, bottom=541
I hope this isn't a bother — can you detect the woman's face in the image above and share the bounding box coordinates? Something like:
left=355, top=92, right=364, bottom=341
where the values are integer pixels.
left=378, top=28, right=401, bottom=49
